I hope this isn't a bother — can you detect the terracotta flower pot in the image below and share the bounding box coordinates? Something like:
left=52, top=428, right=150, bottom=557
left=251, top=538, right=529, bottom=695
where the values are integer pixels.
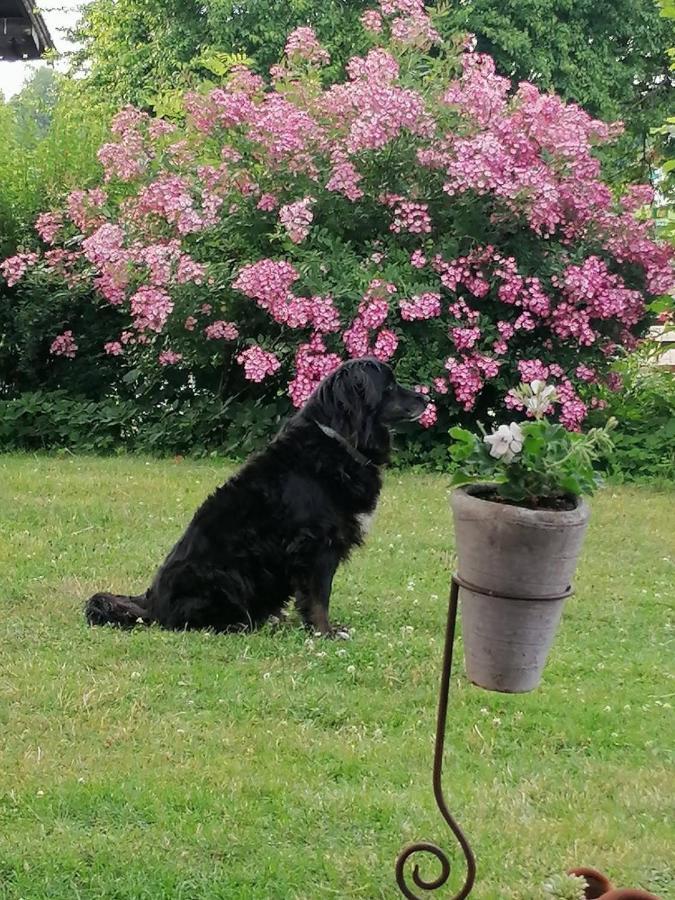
left=450, top=485, right=590, bottom=693
left=568, top=868, right=661, bottom=900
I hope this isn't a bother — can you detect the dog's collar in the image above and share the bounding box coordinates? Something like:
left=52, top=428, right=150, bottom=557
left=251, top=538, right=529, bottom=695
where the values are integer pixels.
left=314, top=421, right=373, bottom=468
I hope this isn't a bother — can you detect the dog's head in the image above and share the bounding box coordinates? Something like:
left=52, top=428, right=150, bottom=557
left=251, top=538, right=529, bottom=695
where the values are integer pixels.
left=307, top=358, right=427, bottom=454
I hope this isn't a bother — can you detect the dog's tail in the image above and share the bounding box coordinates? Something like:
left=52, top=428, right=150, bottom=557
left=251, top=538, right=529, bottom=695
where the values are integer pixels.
left=85, top=592, right=152, bottom=628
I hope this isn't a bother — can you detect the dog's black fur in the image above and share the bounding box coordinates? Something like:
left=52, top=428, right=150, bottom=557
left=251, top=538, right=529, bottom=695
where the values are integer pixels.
left=85, top=359, right=426, bottom=636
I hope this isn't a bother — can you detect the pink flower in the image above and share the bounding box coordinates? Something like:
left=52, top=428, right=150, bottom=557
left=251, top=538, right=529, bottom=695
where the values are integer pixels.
left=104, top=341, right=124, bottom=356
left=343, top=322, right=371, bottom=358
left=419, top=402, right=437, bottom=428
left=575, top=364, right=597, bottom=383
left=309, top=296, right=341, bottom=333
left=35, top=212, right=63, bottom=244
left=361, top=10, right=383, bottom=32
left=257, top=193, right=279, bottom=211
left=445, top=357, right=484, bottom=410
left=97, top=131, right=148, bottom=182
left=110, top=105, right=149, bottom=136
left=50, top=330, right=77, bottom=358
left=433, top=377, right=448, bottom=394
left=205, top=320, right=239, bottom=341
left=557, top=380, right=588, bottom=430
left=130, top=285, right=174, bottom=332
left=237, top=345, right=281, bottom=382
left=399, top=292, right=441, bottom=321
left=326, top=162, right=364, bottom=201
left=379, top=0, right=426, bottom=16
left=176, top=254, right=206, bottom=284
left=279, top=197, right=314, bottom=243
left=622, top=184, right=654, bottom=213
left=184, top=316, right=198, bottom=331
left=82, top=223, right=125, bottom=267
left=0, top=252, right=38, bottom=286
left=389, top=199, right=432, bottom=234
left=373, top=328, right=399, bottom=361
left=605, top=372, right=623, bottom=392
left=284, top=27, right=330, bottom=66
left=517, top=359, right=549, bottom=383
left=391, top=11, right=441, bottom=48
left=288, top=334, right=343, bottom=406
left=451, top=326, right=481, bottom=351
left=159, top=350, right=182, bottom=366
left=66, top=188, right=107, bottom=233
left=359, top=297, right=390, bottom=330
left=233, top=259, right=300, bottom=310
left=410, top=249, right=427, bottom=269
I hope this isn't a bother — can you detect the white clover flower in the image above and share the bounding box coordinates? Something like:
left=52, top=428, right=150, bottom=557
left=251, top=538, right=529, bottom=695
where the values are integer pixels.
left=484, top=422, right=523, bottom=462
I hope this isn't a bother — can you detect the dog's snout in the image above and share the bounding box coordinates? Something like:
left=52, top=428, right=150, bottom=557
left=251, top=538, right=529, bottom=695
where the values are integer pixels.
left=408, top=390, right=429, bottom=420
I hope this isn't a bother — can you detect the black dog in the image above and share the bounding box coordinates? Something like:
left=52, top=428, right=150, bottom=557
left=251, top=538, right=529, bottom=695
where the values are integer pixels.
left=85, top=358, right=426, bottom=636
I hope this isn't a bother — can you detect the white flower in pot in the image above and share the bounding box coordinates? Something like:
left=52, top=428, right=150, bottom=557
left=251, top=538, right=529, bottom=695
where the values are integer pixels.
left=448, top=383, right=616, bottom=693
left=483, top=422, right=523, bottom=462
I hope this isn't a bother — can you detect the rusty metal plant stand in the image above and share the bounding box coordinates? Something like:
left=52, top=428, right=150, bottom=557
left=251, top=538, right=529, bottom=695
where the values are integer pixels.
left=395, top=575, right=476, bottom=899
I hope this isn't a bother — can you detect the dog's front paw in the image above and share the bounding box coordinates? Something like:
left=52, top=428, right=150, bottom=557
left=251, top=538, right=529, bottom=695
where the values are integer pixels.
left=315, top=624, right=351, bottom=640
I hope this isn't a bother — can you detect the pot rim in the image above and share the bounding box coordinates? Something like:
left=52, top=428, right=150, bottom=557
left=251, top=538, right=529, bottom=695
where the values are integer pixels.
left=451, top=483, right=590, bottom=528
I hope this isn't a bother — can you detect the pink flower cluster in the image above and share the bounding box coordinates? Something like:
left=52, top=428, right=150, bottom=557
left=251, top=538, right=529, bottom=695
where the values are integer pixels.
left=35, top=212, right=63, bottom=244
left=419, top=401, right=438, bottom=428
left=184, top=88, right=254, bottom=134
left=517, top=359, right=550, bottom=383
left=389, top=199, right=432, bottom=234
left=399, top=292, right=441, bottom=321
left=326, top=162, right=364, bottom=201
left=237, top=345, right=282, bottom=382
left=435, top=53, right=636, bottom=238
left=205, top=320, right=239, bottom=341
left=343, top=280, right=397, bottom=358
left=50, top=330, right=77, bottom=358
left=360, top=10, right=383, bottom=32
left=0, top=252, right=38, bottom=286
left=233, top=259, right=299, bottom=308
left=390, top=9, right=441, bottom=48
left=67, top=188, right=107, bottom=234
left=284, top=27, right=330, bottom=66
left=279, top=197, right=314, bottom=243
left=159, top=350, right=182, bottom=366
left=444, top=354, right=500, bottom=411
left=130, top=285, right=174, bottom=332
left=288, top=334, right=343, bottom=406
left=97, top=130, right=150, bottom=181
left=257, top=193, right=279, bottom=212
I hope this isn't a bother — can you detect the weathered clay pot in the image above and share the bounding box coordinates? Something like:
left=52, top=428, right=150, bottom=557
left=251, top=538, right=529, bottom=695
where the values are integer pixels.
left=568, top=867, right=661, bottom=900
left=450, top=485, right=590, bottom=693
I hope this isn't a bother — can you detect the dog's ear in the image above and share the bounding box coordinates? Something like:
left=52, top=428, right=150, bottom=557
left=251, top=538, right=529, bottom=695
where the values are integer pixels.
left=320, top=360, right=384, bottom=447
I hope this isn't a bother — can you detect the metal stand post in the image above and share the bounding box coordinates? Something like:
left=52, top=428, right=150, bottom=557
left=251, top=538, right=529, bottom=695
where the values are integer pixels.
left=395, top=576, right=476, bottom=899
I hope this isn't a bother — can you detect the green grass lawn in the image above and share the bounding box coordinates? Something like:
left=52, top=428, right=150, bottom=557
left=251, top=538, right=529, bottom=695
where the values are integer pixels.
left=0, top=455, right=673, bottom=900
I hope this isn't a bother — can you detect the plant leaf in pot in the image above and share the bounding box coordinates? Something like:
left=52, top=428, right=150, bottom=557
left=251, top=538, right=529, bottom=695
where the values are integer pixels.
left=448, top=381, right=616, bottom=693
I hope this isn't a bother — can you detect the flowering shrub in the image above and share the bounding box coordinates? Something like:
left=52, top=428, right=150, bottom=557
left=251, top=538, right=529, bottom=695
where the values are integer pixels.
left=449, top=381, right=617, bottom=503
left=2, top=0, right=672, bottom=447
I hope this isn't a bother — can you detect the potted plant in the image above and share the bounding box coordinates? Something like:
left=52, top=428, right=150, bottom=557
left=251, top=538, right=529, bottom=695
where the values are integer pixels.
left=541, top=870, right=661, bottom=900
left=449, top=381, right=616, bottom=693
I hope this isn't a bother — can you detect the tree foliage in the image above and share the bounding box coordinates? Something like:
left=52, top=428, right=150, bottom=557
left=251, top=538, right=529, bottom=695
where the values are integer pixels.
left=69, top=0, right=672, bottom=173
left=0, top=72, right=110, bottom=256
